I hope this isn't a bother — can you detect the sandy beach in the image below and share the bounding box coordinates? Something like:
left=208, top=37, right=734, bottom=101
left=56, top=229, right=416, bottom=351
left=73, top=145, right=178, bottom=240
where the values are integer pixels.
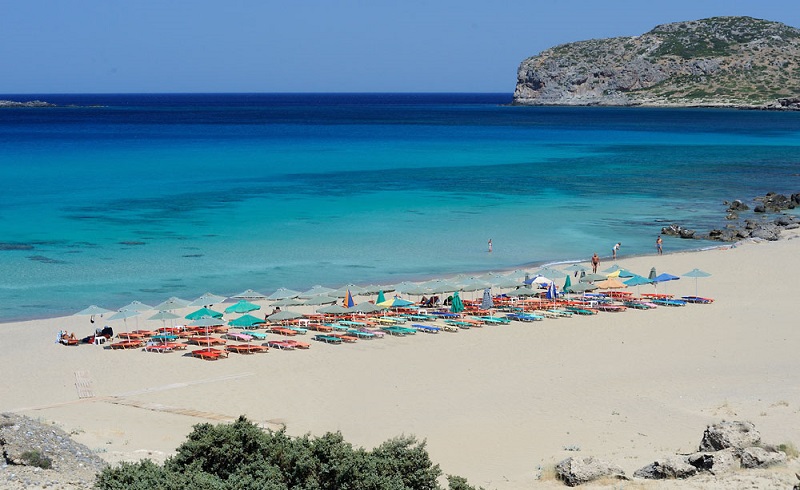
left=3, top=232, right=800, bottom=489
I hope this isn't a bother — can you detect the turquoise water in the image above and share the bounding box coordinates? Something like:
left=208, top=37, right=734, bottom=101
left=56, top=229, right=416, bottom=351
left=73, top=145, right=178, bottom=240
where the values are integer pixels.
left=1, top=93, right=799, bottom=321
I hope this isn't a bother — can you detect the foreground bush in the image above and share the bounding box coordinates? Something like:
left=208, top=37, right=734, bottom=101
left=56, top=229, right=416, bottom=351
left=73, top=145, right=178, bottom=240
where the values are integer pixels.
left=95, top=416, right=481, bottom=490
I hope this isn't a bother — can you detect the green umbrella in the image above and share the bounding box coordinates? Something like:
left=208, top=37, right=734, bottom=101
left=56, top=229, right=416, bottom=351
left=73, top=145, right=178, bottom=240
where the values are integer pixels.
left=682, top=268, right=712, bottom=297
left=376, top=290, right=386, bottom=304
left=224, top=300, right=261, bottom=314
left=185, top=307, right=224, bottom=320
left=563, top=274, right=572, bottom=291
left=450, top=291, right=464, bottom=313
left=228, top=314, right=265, bottom=327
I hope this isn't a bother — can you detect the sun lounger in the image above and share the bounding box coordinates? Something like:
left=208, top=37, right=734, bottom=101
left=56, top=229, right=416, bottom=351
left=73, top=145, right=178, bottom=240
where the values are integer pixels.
left=117, top=332, right=144, bottom=340
left=548, top=309, right=574, bottom=317
left=239, top=330, right=268, bottom=340
left=651, top=298, right=687, bottom=307
left=110, top=339, right=144, bottom=349
left=564, top=306, right=598, bottom=315
left=132, top=329, right=156, bottom=337
left=475, top=316, right=511, bottom=325
left=379, top=326, right=408, bottom=336
left=191, top=348, right=228, bottom=360
left=226, top=344, right=268, bottom=354
left=313, top=334, right=343, bottom=344
left=308, top=323, right=334, bottom=333
left=596, top=304, right=627, bottom=312
left=411, top=323, right=440, bottom=333
left=329, top=333, right=358, bottom=343
left=59, top=337, right=80, bottom=346
left=269, top=327, right=298, bottom=336
left=224, top=332, right=254, bottom=342
left=144, top=344, right=174, bottom=353
left=266, top=340, right=296, bottom=350
left=188, top=335, right=227, bottom=346
left=622, top=300, right=653, bottom=310
left=285, top=326, right=308, bottom=335
left=346, top=329, right=376, bottom=339
left=681, top=296, right=714, bottom=304
left=443, top=320, right=472, bottom=329
left=284, top=340, right=310, bottom=349
left=504, top=313, right=543, bottom=322
left=534, top=309, right=560, bottom=319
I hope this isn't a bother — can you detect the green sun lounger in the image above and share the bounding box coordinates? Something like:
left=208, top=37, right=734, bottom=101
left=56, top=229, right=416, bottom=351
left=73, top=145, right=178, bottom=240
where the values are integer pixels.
left=313, top=334, right=342, bottom=344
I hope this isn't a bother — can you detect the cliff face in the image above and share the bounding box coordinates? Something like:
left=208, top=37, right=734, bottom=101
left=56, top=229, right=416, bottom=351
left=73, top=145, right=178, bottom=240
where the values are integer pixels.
left=513, top=16, right=800, bottom=108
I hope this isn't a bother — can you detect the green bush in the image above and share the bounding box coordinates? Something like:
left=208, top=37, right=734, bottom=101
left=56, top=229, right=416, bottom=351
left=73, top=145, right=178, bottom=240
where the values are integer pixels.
left=96, top=416, right=482, bottom=490
left=21, top=450, right=52, bottom=469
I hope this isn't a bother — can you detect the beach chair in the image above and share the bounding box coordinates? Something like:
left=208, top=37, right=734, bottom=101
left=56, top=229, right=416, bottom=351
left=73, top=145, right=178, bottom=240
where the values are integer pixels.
left=284, top=340, right=311, bottom=349
left=379, top=326, right=407, bottom=336
left=651, top=298, right=687, bottom=307
left=346, top=328, right=376, bottom=339
left=313, top=334, right=343, bottom=344
left=411, top=323, right=440, bottom=333
left=239, top=330, right=268, bottom=340
left=191, top=348, right=227, bottom=360
left=269, top=326, right=298, bottom=336
left=110, top=339, right=144, bottom=349
left=681, top=296, right=714, bottom=304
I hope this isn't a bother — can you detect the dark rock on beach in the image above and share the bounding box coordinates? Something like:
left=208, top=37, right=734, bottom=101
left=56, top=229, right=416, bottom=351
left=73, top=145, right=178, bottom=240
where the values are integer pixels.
left=699, top=420, right=761, bottom=451
left=633, top=456, right=697, bottom=479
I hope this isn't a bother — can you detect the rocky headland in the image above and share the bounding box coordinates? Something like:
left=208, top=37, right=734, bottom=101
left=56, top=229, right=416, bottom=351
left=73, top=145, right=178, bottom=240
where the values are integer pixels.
left=0, top=100, right=56, bottom=108
left=513, top=16, right=800, bottom=109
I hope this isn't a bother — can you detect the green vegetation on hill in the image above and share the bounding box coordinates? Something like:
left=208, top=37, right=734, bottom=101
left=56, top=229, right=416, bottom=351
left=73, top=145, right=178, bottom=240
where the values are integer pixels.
left=94, top=416, right=482, bottom=490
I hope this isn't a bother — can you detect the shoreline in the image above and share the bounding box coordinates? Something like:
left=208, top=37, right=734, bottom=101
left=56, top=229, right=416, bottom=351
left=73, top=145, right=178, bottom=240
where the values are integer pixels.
left=3, top=230, right=800, bottom=488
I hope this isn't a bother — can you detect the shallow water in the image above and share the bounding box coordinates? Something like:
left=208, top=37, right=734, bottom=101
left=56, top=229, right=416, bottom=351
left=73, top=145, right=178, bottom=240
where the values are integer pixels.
left=1, top=93, right=799, bottom=321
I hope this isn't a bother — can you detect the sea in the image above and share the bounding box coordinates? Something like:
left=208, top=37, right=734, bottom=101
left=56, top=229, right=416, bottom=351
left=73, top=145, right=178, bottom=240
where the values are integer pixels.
left=1, top=93, right=799, bottom=322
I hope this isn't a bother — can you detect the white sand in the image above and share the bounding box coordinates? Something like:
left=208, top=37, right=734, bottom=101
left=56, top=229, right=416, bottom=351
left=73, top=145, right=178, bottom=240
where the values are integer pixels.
left=2, top=233, right=800, bottom=489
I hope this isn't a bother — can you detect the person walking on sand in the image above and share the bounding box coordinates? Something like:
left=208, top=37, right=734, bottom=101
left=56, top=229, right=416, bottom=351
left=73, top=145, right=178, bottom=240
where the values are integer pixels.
left=488, top=238, right=492, bottom=253
left=591, top=253, right=600, bottom=273
left=612, top=242, right=621, bottom=260
left=656, top=235, right=663, bottom=255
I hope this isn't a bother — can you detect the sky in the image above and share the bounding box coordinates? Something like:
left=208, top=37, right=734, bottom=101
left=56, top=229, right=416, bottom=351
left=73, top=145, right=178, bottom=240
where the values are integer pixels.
left=1, top=0, right=798, bottom=94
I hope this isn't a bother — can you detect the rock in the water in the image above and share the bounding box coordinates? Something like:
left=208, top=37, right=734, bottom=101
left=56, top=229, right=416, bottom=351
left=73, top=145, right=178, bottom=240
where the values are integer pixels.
left=699, top=421, right=761, bottom=451
left=555, top=456, right=626, bottom=486
left=633, top=456, right=697, bottom=479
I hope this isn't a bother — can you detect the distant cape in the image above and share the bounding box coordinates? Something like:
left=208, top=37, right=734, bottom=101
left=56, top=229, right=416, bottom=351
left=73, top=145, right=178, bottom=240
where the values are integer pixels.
left=0, top=100, right=56, bottom=108
left=513, top=16, right=800, bottom=109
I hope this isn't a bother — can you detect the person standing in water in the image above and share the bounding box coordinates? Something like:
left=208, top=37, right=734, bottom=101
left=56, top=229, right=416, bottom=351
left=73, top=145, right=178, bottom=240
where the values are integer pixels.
left=612, top=242, right=621, bottom=260
left=488, top=238, right=492, bottom=253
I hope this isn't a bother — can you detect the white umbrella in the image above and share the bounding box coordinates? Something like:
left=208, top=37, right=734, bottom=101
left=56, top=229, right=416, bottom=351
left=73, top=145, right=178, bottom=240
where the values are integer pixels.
left=188, top=292, right=227, bottom=307
left=231, top=289, right=268, bottom=300
left=153, top=297, right=191, bottom=311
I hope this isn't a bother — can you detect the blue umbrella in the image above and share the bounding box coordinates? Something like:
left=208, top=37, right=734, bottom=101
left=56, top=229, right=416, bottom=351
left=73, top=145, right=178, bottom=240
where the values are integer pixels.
left=652, top=273, right=680, bottom=295
left=545, top=281, right=559, bottom=301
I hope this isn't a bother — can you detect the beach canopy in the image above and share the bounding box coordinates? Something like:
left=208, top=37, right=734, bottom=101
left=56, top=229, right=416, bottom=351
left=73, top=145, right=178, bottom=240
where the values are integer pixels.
left=268, top=310, right=303, bottom=321
left=347, top=302, right=385, bottom=314
left=267, top=288, right=302, bottom=300
left=228, top=314, right=265, bottom=327
left=393, top=282, right=431, bottom=296
left=108, top=309, right=141, bottom=321
left=533, top=267, right=566, bottom=279
left=148, top=310, right=180, bottom=321
left=303, top=295, right=337, bottom=306
left=359, top=284, right=386, bottom=294
left=152, top=296, right=191, bottom=311
left=190, top=317, right=225, bottom=327
left=377, top=297, right=414, bottom=308
left=507, top=287, right=537, bottom=297
left=299, top=285, right=335, bottom=298
left=120, top=300, right=153, bottom=312
left=624, top=275, right=653, bottom=286
left=332, top=284, right=365, bottom=298
left=376, top=290, right=386, bottom=304
left=224, top=300, right=260, bottom=314
left=580, top=273, right=608, bottom=282
left=185, top=307, right=224, bottom=320
left=652, top=273, right=680, bottom=283
left=563, top=274, right=572, bottom=291
left=563, top=263, right=589, bottom=273
left=188, top=292, right=227, bottom=307
left=596, top=278, right=627, bottom=289
left=231, top=289, right=268, bottom=300
left=682, top=268, right=712, bottom=297
left=74, top=305, right=112, bottom=316
left=450, top=291, right=464, bottom=313
left=272, top=297, right=306, bottom=307
left=565, top=282, right=598, bottom=293
left=316, top=304, right=349, bottom=314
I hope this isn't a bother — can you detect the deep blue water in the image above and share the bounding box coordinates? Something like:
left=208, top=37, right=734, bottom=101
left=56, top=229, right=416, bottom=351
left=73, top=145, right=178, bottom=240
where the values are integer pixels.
left=1, top=93, right=799, bottom=322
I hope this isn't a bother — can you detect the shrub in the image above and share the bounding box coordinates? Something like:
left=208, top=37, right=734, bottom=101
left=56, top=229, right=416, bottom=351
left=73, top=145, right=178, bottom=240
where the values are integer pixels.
left=21, top=450, right=52, bottom=469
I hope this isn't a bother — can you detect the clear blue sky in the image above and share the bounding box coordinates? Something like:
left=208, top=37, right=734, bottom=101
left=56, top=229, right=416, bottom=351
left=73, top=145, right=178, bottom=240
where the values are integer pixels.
left=2, top=0, right=798, bottom=94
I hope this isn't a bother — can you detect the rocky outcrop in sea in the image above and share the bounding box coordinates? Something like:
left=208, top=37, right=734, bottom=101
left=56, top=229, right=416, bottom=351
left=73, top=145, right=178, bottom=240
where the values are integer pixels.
left=513, top=16, right=800, bottom=109
left=0, top=100, right=56, bottom=108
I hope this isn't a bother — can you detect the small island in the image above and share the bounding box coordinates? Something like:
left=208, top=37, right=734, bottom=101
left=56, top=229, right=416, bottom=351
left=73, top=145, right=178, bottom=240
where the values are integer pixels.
left=513, top=16, right=800, bottom=109
left=0, top=100, right=56, bottom=108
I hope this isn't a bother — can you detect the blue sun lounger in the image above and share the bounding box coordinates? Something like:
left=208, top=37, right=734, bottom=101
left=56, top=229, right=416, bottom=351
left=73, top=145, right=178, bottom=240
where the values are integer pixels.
left=652, top=298, right=687, bottom=306
left=411, top=324, right=440, bottom=334
left=505, top=313, right=543, bottom=322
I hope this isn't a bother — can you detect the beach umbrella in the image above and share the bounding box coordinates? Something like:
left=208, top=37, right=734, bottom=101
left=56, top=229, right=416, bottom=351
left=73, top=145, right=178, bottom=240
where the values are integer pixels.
left=425, top=279, right=461, bottom=294
left=299, top=285, right=335, bottom=298
left=231, top=289, right=268, bottom=300
left=580, top=273, right=608, bottom=282
left=546, top=281, right=559, bottom=301
left=120, top=300, right=153, bottom=312
left=394, top=282, right=432, bottom=296
left=267, top=288, right=302, bottom=300
left=377, top=297, right=415, bottom=308
left=652, top=273, right=680, bottom=295
left=459, top=277, right=491, bottom=292
left=607, top=268, right=635, bottom=278
left=481, top=288, right=494, bottom=310
left=268, top=310, right=303, bottom=322
left=153, top=296, right=191, bottom=311
left=185, top=307, right=224, bottom=320
left=224, top=300, right=260, bottom=314
left=304, top=295, right=338, bottom=306
left=188, top=292, right=227, bottom=307
left=623, top=274, right=652, bottom=298
left=682, top=268, right=712, bottom=297
left=316, top=304, right=349, bottom=315
left=359, top=284, right=386, bottom=294
left=596, top=278, right=627, bottom=290
left=564, top=263, right=589, bottom=273
left=108, top=309, right=141, bottom=331
left=525, top=275, right=553, bottom=287
left=74, top=305, right=112, bottom=325
left=485, top=273, right=522, bottom=289
left=347, top=302, right=385, bottom=314
left=507, top=287, right=536, bottom=297
left=148, top=310, right=180, bottom=329
left=563, top=274, right=572, bottom=291
left=565, top=282, right=598, bottom=294
left=344, top=290, right=355, bottom=308
left=331, top=284, right=365, bottom=298
left=534, top=267, right=566, bottom=279
left=648, top=267, right=657, bottom=280
left=376, top=290, right=386, bottom=304
left=602, top=264, right=622, bottom=273
left=272, top=297, right=307, bottom=307
left=450, top=291, right=464, bottom=313
left=190, top=317, right=225, bottom=329
left=228, top=314, right=265, bottom=327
